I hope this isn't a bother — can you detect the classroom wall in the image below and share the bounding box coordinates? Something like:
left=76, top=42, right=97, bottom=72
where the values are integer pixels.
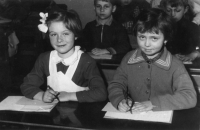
left=54, top=0, right=96, bottom=28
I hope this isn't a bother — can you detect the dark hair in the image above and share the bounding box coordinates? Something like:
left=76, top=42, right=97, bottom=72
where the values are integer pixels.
left=94, top=0, right=116, bottom=6
left=133, top=8, right=174, bottom=41
left=160, top=0, right=189, bottom=8
left=160, top=0, right=194, bottom=21
left=46, top=10, right=82, bottom=37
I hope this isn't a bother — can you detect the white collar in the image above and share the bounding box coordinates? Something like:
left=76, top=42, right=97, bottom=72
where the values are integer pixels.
left=52, top=46, right=81, bottom=66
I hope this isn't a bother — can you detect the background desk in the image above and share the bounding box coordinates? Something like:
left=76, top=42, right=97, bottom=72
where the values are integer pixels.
left=0, top=100, right=199, bottom=130
left=96, top=55, right=200, bottom=87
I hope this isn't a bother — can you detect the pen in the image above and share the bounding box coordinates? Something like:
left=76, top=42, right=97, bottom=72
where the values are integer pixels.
left=125, top=89, right=134, bottom=114
left=129, top=100, right=134, bottom=114
left=48, top=86, right=60, bottom=102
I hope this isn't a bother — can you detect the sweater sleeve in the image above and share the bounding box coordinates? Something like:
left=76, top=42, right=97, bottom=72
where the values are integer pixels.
left=151, top=66, right=197, bottom=111
left=76, top=57, right=107, bottom=102
left=20, top=53, right=48, bottom=99
left=108, top=53, right=130, bottom=109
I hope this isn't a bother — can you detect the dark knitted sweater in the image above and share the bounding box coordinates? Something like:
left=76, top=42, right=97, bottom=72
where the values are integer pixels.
left=82, top=20, right=131, bottom=54
left=20, top=52, right=107, bottom=102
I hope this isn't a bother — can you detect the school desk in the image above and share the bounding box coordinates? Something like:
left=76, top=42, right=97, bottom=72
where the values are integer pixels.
left=0, top=98, right=199, bottom=130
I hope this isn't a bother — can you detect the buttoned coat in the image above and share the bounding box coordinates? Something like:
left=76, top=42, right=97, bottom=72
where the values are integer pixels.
left=108, top=48, right=197, bottom=111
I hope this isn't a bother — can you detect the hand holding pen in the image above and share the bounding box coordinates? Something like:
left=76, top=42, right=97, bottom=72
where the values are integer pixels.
left=118, top=99, right=134, bottom=113
left=118, top=90, right=134, bottom=113
left=42, top=86, right=60, bottom=103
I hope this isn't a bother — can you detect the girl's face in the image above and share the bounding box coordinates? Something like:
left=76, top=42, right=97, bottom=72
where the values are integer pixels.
left=95, top=0, right=116, bottom=20
left=120, top=0, right=132, bottom=6
left=49, top=21, right=76, bottom=59
left=137, top=31, right=166, bottom=59
left=165, top=5, right=188, bottom=22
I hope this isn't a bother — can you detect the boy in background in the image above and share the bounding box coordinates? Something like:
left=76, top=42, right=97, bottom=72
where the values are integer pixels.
left=113, top=0, right=150, bottom=34
left=82, top=0, right=131, bottom=55
left=161, top=0, right=200, bottom=62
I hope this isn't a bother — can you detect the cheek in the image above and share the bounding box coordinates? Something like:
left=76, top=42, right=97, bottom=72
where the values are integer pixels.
left=49, top=37, right=57, bottom=45
left=155, top=42, right=164, bottom=50
left=137, top=40, right=144, bottom=48
left=177, top=12, right=184, bottom=18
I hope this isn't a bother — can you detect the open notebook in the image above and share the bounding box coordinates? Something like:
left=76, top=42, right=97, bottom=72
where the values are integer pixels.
left=0, top=96, right=58, bottom=112
left=102, top=102, right=173, bottom=123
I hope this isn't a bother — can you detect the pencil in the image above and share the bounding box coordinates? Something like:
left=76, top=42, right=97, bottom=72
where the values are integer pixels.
left=48, top=86, right=60, bottom=102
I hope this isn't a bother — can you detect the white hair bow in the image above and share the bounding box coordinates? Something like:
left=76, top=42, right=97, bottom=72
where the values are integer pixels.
left=38, top=12, right=48, bottom=33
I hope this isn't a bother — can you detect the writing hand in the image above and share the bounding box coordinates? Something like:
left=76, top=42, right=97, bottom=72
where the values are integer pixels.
left=118, top=99, right=133, bottom=112
left=42, top=87, right=59, bottom=103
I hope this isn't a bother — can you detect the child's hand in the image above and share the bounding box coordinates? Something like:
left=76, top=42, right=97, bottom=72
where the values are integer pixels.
left=131, top=101, right=154, bottom=112
left=175, top=51, right=199, bottom=61
left=91, top=48, right=110, bottom=55
left=118, top=99, right=133, bottom=112
left=42, top=89, right=58, bottom=103
left=122, top=21, right=133, bottom=30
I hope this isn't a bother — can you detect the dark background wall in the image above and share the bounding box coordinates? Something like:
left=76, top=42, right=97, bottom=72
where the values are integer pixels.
left=54, top=0, right=95, bottom=27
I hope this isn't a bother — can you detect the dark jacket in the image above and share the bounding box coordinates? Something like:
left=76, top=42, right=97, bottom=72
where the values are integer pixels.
left=81, top=20, right=131, bottom=54
left=166, top=18, right=200, bottom=55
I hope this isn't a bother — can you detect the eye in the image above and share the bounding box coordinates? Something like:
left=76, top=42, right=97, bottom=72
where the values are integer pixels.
left=138, top=35, right=145, bottom=40
left=166, top=9, right=171, bottom=12
left=175, top=9, right=181, bottom=12
left=104, top=5, right=110, bottom=9
left=49, top=33, right=57, bottom=37
left=96, top=5, right=101, bottom=8
left=151, top=37, right=158, bottom=41
left=63, top=32, right=69, bottom=36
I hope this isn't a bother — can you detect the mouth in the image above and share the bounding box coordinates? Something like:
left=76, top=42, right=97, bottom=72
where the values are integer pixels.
left=144, top=49, right=153, bottom=52
left=57, top=44, right=66, bottom=48
left=100, top=14, right=105, bottom=16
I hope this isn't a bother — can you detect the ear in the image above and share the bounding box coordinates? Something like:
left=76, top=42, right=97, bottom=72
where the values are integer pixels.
left=112, top=5, right=116, bottom=12
left=184, top=6, right=189, bottom=14
left=164, top=40, right=167, bottom=45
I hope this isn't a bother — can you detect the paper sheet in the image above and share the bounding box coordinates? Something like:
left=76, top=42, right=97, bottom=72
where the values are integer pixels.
left=102, top=102, right=173, bottom=123
left=0, top=96, right=57, bottom=112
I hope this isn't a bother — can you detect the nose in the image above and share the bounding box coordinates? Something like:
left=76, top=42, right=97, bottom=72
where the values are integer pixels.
left=57, top=35, right=63, bottom=43
left=144, top=39, right=150, bottom=47
left=171, top=11, right=176, bottom=18
left=100, top=7, right=104, bottom=12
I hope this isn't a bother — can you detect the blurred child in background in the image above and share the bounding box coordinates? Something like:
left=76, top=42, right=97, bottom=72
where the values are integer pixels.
left=113, top=0, right=150, bottom=34
left=82, top=0, right=131, bottom=55
left=161, top=0, right=200, bottom=62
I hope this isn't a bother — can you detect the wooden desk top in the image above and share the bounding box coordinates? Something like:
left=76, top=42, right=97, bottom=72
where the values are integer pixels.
left=0, top=99, right=199, bottom=130
left=96, top=53, right=200, bottom=74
